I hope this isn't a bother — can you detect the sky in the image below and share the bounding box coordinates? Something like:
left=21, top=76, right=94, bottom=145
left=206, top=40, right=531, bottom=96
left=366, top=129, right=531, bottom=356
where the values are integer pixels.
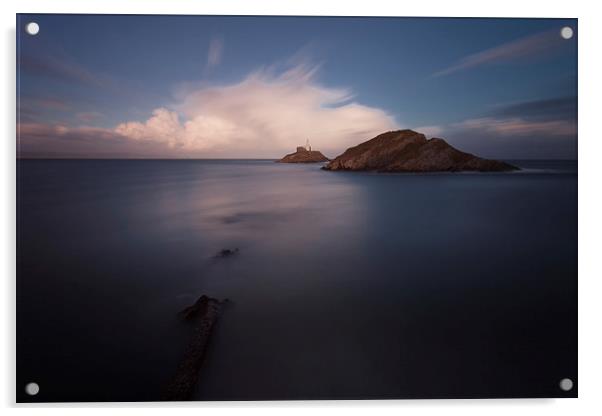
left=17, top=15, right=577, bottom=159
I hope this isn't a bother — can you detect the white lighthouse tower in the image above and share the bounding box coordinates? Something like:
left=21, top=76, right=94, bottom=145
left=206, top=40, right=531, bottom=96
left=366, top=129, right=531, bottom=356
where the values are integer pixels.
left=305, top=138, right=312, bottom=151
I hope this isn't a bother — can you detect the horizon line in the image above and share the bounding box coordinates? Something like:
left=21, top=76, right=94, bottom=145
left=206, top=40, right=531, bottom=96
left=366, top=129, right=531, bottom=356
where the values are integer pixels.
left=16, top=157, right=578, bottom=161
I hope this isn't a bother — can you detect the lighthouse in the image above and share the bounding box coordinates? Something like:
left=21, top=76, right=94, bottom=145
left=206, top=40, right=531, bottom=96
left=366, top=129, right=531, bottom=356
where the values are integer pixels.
left=305, top=138, right=312, bottom=151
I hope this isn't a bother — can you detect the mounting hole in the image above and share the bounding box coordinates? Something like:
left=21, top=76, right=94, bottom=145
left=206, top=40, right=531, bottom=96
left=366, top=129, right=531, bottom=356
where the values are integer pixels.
left=25, top=382, right=39, bottom=396
left=560, top=26, right=573, bottom=40
left=25, top=22, right=40, bottom=36
left=559, top=378, right=573, bottom=391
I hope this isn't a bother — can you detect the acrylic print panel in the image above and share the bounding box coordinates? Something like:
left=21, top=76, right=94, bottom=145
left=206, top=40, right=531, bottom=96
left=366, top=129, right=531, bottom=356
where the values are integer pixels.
left=16, top=14, right=577, bottom=402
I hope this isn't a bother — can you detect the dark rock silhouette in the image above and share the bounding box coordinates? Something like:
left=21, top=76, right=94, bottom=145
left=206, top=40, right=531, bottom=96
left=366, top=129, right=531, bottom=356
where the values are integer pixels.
left=323, top=130, right=518, bottom=172
left=164, top=295, right=228, bottom=401
left=214, top=248, right=239, bottom=258
left=277, top=146, right=329, bottom=163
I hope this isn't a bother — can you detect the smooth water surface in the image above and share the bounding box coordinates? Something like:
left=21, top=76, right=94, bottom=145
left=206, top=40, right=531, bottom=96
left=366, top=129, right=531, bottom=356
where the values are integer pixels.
left=17, top=159, right=577, bottom=401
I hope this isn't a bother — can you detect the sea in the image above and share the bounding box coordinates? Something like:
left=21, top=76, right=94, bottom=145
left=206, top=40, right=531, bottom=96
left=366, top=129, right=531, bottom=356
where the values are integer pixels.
left=16, top=159, right=577, bottom=401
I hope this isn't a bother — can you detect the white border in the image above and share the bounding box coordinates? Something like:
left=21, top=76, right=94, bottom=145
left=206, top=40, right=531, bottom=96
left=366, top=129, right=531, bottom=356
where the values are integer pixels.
left=2, top=1, right=601, bottom=414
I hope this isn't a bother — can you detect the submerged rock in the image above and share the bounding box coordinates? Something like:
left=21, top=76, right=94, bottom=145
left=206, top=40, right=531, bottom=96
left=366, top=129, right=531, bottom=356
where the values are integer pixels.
left=177, top=295, right=227, bottom=321
left=164, top=295, right=228, bottom=401
left=323, top=130, right=518, bottom=172
left=214, top=248, right=239, bottom=258
left=277, top=146, right=329, bottom=163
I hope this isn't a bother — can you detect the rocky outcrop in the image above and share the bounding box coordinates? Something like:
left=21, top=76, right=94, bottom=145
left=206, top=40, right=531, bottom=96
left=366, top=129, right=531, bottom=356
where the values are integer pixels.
left=323, top=130, right=518, bottom=172
left=277, top=146, right=329, bottom=163
left=164, top=295, right=228, bottom=401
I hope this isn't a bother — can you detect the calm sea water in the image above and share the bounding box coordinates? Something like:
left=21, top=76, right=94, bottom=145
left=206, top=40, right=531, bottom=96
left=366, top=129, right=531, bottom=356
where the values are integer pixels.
left=17, top=159, right=577, bottom=401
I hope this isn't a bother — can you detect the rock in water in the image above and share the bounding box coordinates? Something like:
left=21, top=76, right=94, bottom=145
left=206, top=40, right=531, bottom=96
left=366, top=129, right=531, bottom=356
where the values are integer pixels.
left=214, top=248, right=239, bottom=259
left=277, top=146, right=329, bottom=163
left=323, top=130, right=518, bottom=172
left=164, top=295, right=227, bottom=401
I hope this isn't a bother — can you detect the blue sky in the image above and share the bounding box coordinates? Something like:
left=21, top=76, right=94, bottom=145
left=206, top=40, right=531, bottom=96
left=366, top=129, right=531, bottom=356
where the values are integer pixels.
left=17, top=14, right=577, bottom=159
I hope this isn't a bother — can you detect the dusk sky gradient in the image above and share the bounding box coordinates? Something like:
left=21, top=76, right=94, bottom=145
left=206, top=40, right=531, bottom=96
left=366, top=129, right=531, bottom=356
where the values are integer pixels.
left=17, top=15, right=577, bottom=159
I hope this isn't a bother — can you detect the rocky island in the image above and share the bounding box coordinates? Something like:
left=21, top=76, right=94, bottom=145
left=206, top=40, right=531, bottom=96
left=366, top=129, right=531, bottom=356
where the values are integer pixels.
left=323, top=130, right=518, bottom=172
left=277, top=140, right=329, bottom=163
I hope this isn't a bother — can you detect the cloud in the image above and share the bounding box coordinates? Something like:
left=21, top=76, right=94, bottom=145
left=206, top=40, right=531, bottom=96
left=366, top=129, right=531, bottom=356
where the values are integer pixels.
left=76, top=112, right=105, bottom=123
left=115, top=108, right=184, bottom=148
left=433, top=29, right=565, bottom=77
left=17, top=122, right=171, bottom=158
left=112, top=64, right=398, bottom=157
left=413, top=125, right=443, bottom=137
left=412, top=96, right=577, bottom=159
left=19, top=51, right=150, bottom=100
left=18, top=63, right=397, bottom=158
left=19, top=123, right=118, bottom=141
left=18, top=97, right=71, bottom=122
left=455, top=117, right=576, bottom=137
left=489, top=96, right=576, bottom=121
left=206, top=37, right=224, bottom=69
left=27, top=97, right=70, bottom=111
left=20, top=54, right=112, bottom=88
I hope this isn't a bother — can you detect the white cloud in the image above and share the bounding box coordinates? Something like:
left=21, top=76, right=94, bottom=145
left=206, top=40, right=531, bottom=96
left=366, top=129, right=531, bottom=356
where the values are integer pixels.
left=115, top=108, right=183, bottom=147
left=113, top=64, right=398, bottom=157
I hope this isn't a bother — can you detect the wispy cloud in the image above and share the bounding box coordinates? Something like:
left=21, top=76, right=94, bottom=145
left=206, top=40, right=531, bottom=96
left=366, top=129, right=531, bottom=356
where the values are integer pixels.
left=19, top=51, right=154, bottom=102
left=455, top=117, right=576, bottom=137
left=411, top=96, right=577, bottom=159
left=17, top=97, right=70, bottom=122
left=76, top=112, right=105, bottom=123
left=433, top=29, right=564, bottom=77
left=19, top=123, right=118, bottom=141
left=206, top=37, right=224, bottom=70
left=489, top=96, right=577, bottom=120
left=27, top=97, right=70, bottom=111
left=20, top=54, right=112, bottom=88
left=16, top=122, right=173, bottom=158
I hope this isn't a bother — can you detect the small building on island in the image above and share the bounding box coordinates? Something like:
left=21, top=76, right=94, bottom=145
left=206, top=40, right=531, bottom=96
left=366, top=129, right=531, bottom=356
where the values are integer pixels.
left=277, top=139, right=329, bottom=163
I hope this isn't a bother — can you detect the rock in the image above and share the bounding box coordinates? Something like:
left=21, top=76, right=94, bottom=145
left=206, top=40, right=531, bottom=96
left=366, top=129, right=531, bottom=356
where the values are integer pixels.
left=164, top=295, right=228, bottom=401
left=277, top=146, right=329, bottom=163
left=323, top=130, right=519, bottom=172
left=214, top=248, right=239, bottom=258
